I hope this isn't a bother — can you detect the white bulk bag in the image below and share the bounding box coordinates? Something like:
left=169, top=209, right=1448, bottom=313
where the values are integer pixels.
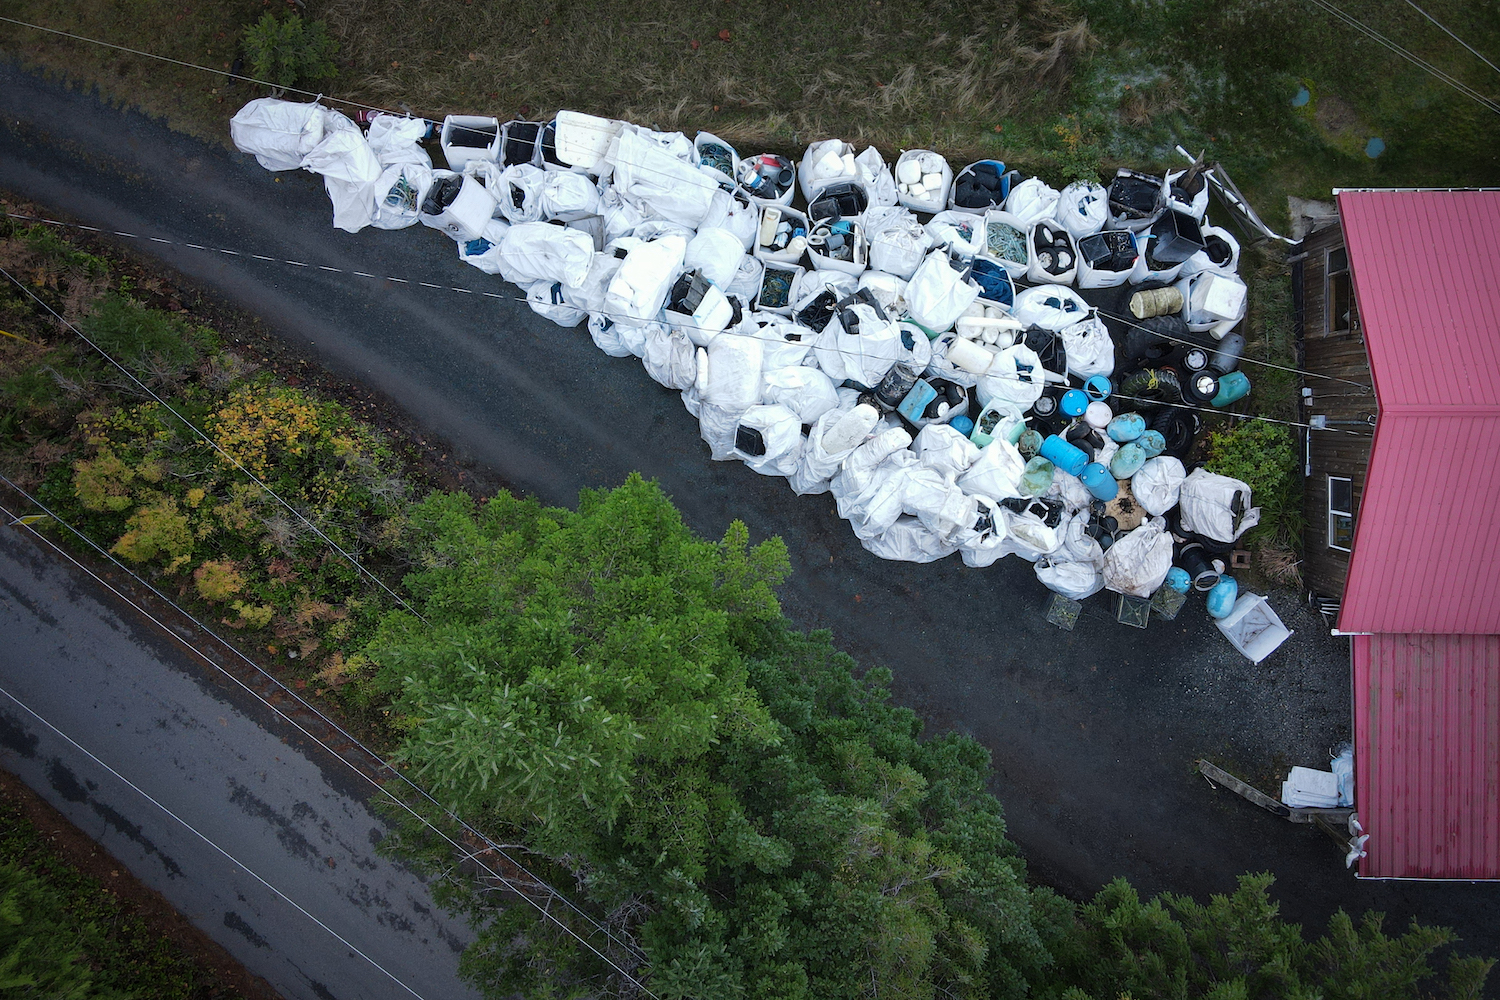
left=539, top=170, right=600, bottom=221
left=924, top=211, right=987, bottom=258
left=1053, top=181, right=1108, bottom=238
left=366, top=114, right=431, bottom=168
left=599, top=186, right=653, bottom=242
left=975, top=343, right=1045, bottom=411
left=684, top=228, right=746, bottom=289
left=1132, top=457, right=1187, bottom=516
left=1178, top=468, right=1261, bottom=543
left=925, top=333, right=988, bottom=389
left=496, top=222, right=594, bottom=286
left=863, top=515, right=958, bottom=564
left=762, top=365, right=840, bottom=424
left=231, top=98, right=326, bottom=171
left=1164, top=168, right=1211, bottom=219
left=864, top=207, right=930, bottom=280
left=525, top=280, right=588, bottom=327
left=1025, top=219, right=1079, bottom=286
left=858, top=271, right=908, bottom=318
left=1005, top=177, right=1060, bottom=226
left=830, top=427, right=914, bottom=518
left=1180, top=224, right=1241, bottom=278
left=588, top=314, right=638, bottom=358
left=904, top=472, right=979, bottom=541
left=699, top=189, right=760, bottom=250
left=956, top=439, right=1026, bottom=500
left=981, top=210, right=1031, bottom=278
left=895, top=149, right=953, bottom=215
left=732, top=404, right=804, bottom=477
left=727, top=255, right=766, bottom=305
left=606, top=127, right=719, bottom=228
left=605, top=235, right=687, bottom=321
left=302, top=110, right=383, bottom=233
left=814, top=303, right=901, bottom=387
left=1057, top=510, right=1105, bottom=566
left=906, top=251, right=980, bottom=334
left=843, top=452, right=920, bottom=538
left=1059, top=315, right=1115, bottom=379
left=913, top=424, right=980, bottom=479
left=790, top=403, right=880, bottom=495
left=698, top=334, right=765, bottom=411
left=1012, top=284, right=1090, bottom=332
left=455, top=219, right=511, bottom=274
left=1103, top=517, right=1174, bottom=597
left=998, top=506, right=1062, bottom=561
left=800, top=139, right=860, bottom=201
left=959, top=498, right=1011, bottom=568
left=370, top=162, right=434, bottom=230
left=746, top=317, right=812, bottom=369
left=1036, top=558, right=1105, bottom=600
left=486, top=162, right=546, bottom=223
left=854, top=146, right=900, bottom=207
left=562, top=252, right=623, bottom=316
left=694, top=130, right=740, bottom=187
left=640, top=325, right=698, bottom=388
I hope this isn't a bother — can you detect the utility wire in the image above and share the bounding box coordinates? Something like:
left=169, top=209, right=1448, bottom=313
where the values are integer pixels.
left=0, top=680, right=431, bottom=1000
left=2, top=211, right=1374, bottom=411
left=1302, top=0, right=1500, bottom=115
left=1401, top=0, right=1500, bottom=78
left=0, top=479, right=658, bottom=993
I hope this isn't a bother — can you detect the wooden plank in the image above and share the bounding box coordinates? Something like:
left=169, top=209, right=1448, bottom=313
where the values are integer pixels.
left=1197, top=759, right=1291, bottom=818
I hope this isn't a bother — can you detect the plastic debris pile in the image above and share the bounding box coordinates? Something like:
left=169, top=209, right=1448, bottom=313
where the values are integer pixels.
left=230, top=99, right=1288, bottom=648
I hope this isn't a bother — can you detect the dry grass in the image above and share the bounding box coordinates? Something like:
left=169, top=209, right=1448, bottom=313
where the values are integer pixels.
left=2, top=0, right=1091, bottom=165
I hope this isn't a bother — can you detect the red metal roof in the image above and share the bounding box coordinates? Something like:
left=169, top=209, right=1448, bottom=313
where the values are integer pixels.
left=1353, top=633, right=1500, bottom=879
left=1336, top=190, right=1500, bottom=635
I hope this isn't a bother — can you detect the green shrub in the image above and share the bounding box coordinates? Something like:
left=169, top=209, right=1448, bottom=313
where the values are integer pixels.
left=1204, top=419, right=1302, bottom=548
left=242, top=14, right=339, bottom=94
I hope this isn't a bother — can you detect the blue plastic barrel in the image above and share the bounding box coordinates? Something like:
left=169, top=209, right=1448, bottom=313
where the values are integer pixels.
left=1080, top=462, right=1118, bottom=501
left=1040, top=434, right=1089, bottom=477
left=949, top=414, right=974, bottom=436
left=1061, top=389, right=1089, bottom=417
left=1084, top=375, right=1112, bottom=401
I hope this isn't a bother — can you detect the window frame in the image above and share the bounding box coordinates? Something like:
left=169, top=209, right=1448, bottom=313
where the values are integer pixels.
left=1325, top=246, right=1352, bottom=336
left=1328, top=475, right=1354, bottom=552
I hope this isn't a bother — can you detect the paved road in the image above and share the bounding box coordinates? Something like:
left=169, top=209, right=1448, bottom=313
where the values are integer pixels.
left=0, top=522, right=481, bottom=1000
left=0, top=60, right=1494, bottom=962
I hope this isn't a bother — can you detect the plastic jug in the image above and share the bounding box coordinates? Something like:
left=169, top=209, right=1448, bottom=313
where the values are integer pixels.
left=1019, top=457, right=1055, bottom=496
left=1207, top=575, right=1239, bottom=619
left=1211, top=370, right=1251, bottom=407
left=1136, top=429, right=1166, bottom=459
left=1109, top=441, right=1146, bottom=479
left=1039, top=434, right=1089, bottom=477
left=1107, top=412, right=1146, bottom=442
left=1080, top=462, right=1118, bottom=501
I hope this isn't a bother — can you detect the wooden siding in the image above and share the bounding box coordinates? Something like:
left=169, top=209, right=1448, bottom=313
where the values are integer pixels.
left=1297, top=220, right=1377, bottom=600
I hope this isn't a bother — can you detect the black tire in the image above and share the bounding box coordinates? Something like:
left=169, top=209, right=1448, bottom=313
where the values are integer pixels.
left=1150, top=406, right=1197, bottom=459
left=1121, top=313, right=1189, bottom=367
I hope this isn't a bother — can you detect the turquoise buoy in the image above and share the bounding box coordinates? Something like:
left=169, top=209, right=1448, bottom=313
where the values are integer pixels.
left=1110, top=441, right=1146, bottom=479
left=1207, top=576, right=1239, bottom=619
left=1166, top=567, right=1191, bottom=593
left=1107, top=412, right=1146, bottom=442
left=1137, top=429, right=1166, bottom=459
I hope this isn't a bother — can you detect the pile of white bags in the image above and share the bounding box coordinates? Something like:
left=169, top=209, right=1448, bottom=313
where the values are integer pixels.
left=232, top=98, right=1269, bottom=637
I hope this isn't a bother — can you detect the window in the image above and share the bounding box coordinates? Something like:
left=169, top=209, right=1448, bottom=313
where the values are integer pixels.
left=1326, top=247, right=1353, bottom=335
left=1328, top=476, right=1354, bottom=551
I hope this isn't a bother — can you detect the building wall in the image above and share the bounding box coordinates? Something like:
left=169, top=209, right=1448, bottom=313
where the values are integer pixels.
left=1296, top=220, right=1377, bottom=600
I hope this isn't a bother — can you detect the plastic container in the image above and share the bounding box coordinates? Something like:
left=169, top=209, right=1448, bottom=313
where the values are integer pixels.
left=551, top=111, right=619, bottom=172
left=1076, top=230, right=1139, bottom=289
left=1165, top=567, right=1191, bottom=594
left=950, top=414, right=975, bottom=436
left=1061, top=389, right=1089, bottom=417
left=500, top=120, right=544, bottom=166
left=737, top=153, right=796, bottom=206
left=969, top=400, right=1019, bottom=447
left=950, top=160, right=1017, bottom=214
left=1210, top=332, right=1246, bottom=373
left=1080, top=462, right=1118, bottom=501
left=1085, top=400, right=1112, bottom=429
left=440, top=115, right=501, bottom=170
left=1040, top=434, right=1089, bottom=477
left=1181, top=370, right=1220, bottom=405
left=875, top=361, right=922, bottom=410
left=1207, top=575, right=1240, bottom=619
left=1109, top=441, right=1145, bottom=479
left=1017, top=428, right=1044, bottom=459
left=1084, top=375, right=1112, bottom=402
left=1107, top=412, right=1146, bottom=442
left=753, top=205, right=810, bottom=264
left=1146, top=210, right=1205, bottom=265
left=1211, top=370, right=1251, bottom=407
left=896, top=378, right=939, bottom=424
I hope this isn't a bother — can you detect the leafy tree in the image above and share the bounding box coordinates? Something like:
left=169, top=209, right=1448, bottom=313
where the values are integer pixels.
left=241, top=14, right=339, bottom=96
